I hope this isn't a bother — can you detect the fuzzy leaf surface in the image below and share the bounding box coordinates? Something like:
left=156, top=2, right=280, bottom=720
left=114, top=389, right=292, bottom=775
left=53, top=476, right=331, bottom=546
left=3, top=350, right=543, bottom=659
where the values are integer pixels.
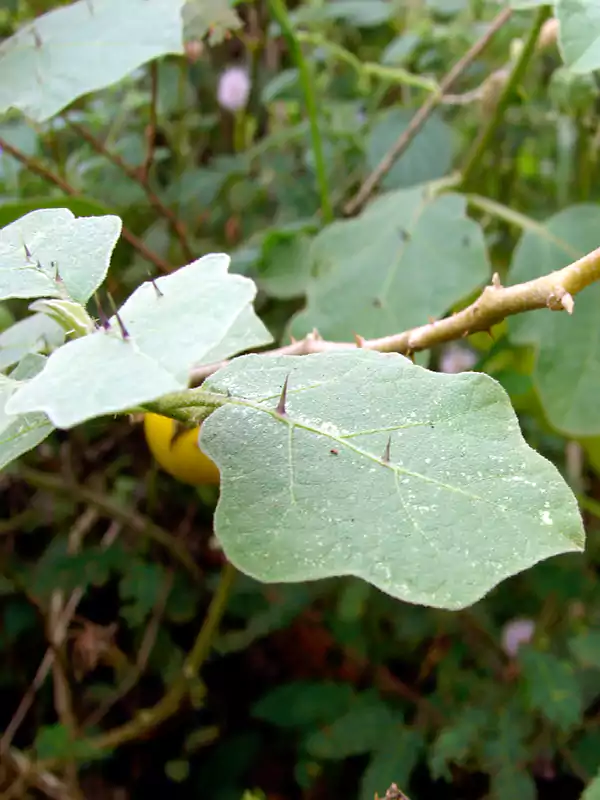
left=289, top=188, right=490, bottom=345
left=0, top=0, right=185, bottom=122
left=201, top=351, right=583, bottom=610
left=0, top=209, right=122, bottom=304
left=6, top=255, right=272, bottom=429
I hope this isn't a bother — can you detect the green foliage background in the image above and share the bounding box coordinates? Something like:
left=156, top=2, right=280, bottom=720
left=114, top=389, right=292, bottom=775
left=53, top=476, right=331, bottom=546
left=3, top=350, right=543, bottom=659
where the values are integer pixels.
left=2, top=1, right=600, bottom=799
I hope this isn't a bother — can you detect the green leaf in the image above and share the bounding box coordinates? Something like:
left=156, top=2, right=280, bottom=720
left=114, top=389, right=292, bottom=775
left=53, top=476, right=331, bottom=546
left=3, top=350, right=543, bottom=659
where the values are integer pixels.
left=360, top=730, right=422, bottom=800
left=320, top=0, right=393, bottom=27
left=252, top=681, right=355, bottom=729
left=257, top=234, right=313, bottom=300
left=0, top=312, right=64, bottom=371
left=557, top=0, right=600, bottom=74
left=0, top=197, right=115, bottom=230
left=30, top=298, right=96, bottom=337
left=569, top=631, right=600, bottom=668
left=573, top=732, right=600, bottom=777
left=201, top=350, right=583, bottom=610
left=6, top=254, right=272, bottom=429
left=367, top=110, right=453, bottom=190
left=31, top=540, right=127, bottom=600
left=489, top=765, right=536, bottom=800
left=120, top=561, right=167, bottom=626
left=0, top=209, right=122, bottom=304
left=429, top=708, right=490, bottom=779
left=289, top=189, right=489, bottom=345
left=34, top=723, right=107, bottom=762
left=304, top=692, right=398, bottom=759
left=182, top=0, right=243, bottom=45
left=0, top=371, right=54, bottom=471
left=583, top=772, right=600, bottom=800
left=507, top=204, right=600, bottom=436
left=0, top=0, right=185, bottom=122
left=519, top=648, right=583, bottom=731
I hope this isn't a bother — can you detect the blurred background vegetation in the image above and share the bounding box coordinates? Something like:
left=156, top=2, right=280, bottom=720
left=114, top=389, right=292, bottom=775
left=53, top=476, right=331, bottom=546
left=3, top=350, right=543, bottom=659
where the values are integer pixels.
left=2, top=1, right=600, bottom=798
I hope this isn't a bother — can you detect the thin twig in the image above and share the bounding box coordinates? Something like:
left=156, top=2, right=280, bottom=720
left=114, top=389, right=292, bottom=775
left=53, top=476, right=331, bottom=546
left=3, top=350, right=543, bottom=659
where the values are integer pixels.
left=344, top=6, right=513, bottom=215
left=1, top=748, right=74, bottom=800
left=0, top=517, right=118, bottom=755
left=269, top=0, right=333, bottom=222
left=461, top=5, right=550, bottom=187
left=141, top=61, right=159, bottom=181
left=65, top=119, right=194, bottom=261
left=189, top=240, right=599, bottom=385
left=17, top=466, right=203, bottom=583
left=35, top=562, right=235, bottom=771
left=0, top=136, right=172, bottom=274
left=47, top=509, right=97, bottom=800
left=83, top=570, right=174, bottom=729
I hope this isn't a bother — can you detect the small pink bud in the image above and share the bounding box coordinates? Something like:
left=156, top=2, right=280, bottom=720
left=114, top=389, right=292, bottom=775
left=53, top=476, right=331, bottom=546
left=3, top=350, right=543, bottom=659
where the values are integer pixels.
left=439, top=343, right=477, bottom=374
left=217, top=66, right=251, bottom=112
left=501, top=618, right=535, bottom=657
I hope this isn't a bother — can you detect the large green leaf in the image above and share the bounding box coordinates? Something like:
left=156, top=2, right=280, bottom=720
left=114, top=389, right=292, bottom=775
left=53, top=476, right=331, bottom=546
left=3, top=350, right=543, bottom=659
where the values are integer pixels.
left=201, top=350, right=583, bottom=610
left=6, top=255, right=272, bottom=429
left=0, top=208, right=122, bottom=304
left=557, top=0, right=600, bottom=74
left=507, top=204, right=600, bottom=436
left=289, top=188, right=490, bottom=344
left=366, top=109, right=453, bottom=191
left=0, top=0, right=185, bottom=122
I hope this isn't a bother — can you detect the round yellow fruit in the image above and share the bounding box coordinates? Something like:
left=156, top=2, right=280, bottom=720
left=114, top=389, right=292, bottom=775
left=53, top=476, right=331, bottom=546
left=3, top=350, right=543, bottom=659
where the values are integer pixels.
left=143, top=413, right=220, bottom=486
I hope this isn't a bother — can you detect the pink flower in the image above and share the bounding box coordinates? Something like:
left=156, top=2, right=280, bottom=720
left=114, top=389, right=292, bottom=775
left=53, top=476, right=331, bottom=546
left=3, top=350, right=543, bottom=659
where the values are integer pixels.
left=501, top=618, right=535, bottom=657
left=217, top=66, right=251, bottom=112
left=439, top=343, right=477, bottom=374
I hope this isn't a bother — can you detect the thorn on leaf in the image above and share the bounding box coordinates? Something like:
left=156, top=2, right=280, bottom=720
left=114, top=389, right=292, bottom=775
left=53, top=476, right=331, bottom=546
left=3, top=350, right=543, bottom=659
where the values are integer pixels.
left=150, top=277, right=163, bottom=297
left=23, top=241, right=33, bottom=261
left=94, top=293, right=111, bottom=330
left=52, top=261, right=62, bottom=283
left=275, top=374, right=289, bottom=416
left=330, top=448, right=339, bottom=455
left=382, top=435, right=392, bottom=464
left=354, top=333, right=365, bottom=348
left=32, top=27, right=42, bottom=48
left=106, top=293, right=130, bottom=340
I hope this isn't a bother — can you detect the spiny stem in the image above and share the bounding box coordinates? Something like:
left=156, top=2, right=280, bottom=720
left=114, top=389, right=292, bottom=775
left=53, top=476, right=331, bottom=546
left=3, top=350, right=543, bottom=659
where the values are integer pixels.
left=268, top=0, right=333, bottom=223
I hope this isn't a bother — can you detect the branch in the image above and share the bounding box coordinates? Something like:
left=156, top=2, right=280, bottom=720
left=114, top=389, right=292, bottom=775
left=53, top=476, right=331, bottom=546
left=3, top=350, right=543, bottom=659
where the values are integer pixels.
left=344, top=6, right=513, bottom=216
left=65, top=119, right=194, bottom=262
left=17, top=467, right=203, bottom=583
left=141, top=61, right=159, bottom=181
left=39, top=561, right=235, bottom=764
left=189, top=244, right=600, bottom=384
left=461, top=5, right=551, bottom=187
left=0, top=136, right=172, bottom=274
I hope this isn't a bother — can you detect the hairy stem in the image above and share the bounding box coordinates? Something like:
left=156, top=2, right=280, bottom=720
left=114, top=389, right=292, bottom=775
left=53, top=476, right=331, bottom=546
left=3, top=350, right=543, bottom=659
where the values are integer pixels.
left=268, top=0, right=333, bottom=223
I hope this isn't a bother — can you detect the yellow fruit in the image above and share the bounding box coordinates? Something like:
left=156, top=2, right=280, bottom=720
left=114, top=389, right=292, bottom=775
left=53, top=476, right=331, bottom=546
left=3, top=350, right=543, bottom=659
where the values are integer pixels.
left=143, top=413, right=220, bottom=486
